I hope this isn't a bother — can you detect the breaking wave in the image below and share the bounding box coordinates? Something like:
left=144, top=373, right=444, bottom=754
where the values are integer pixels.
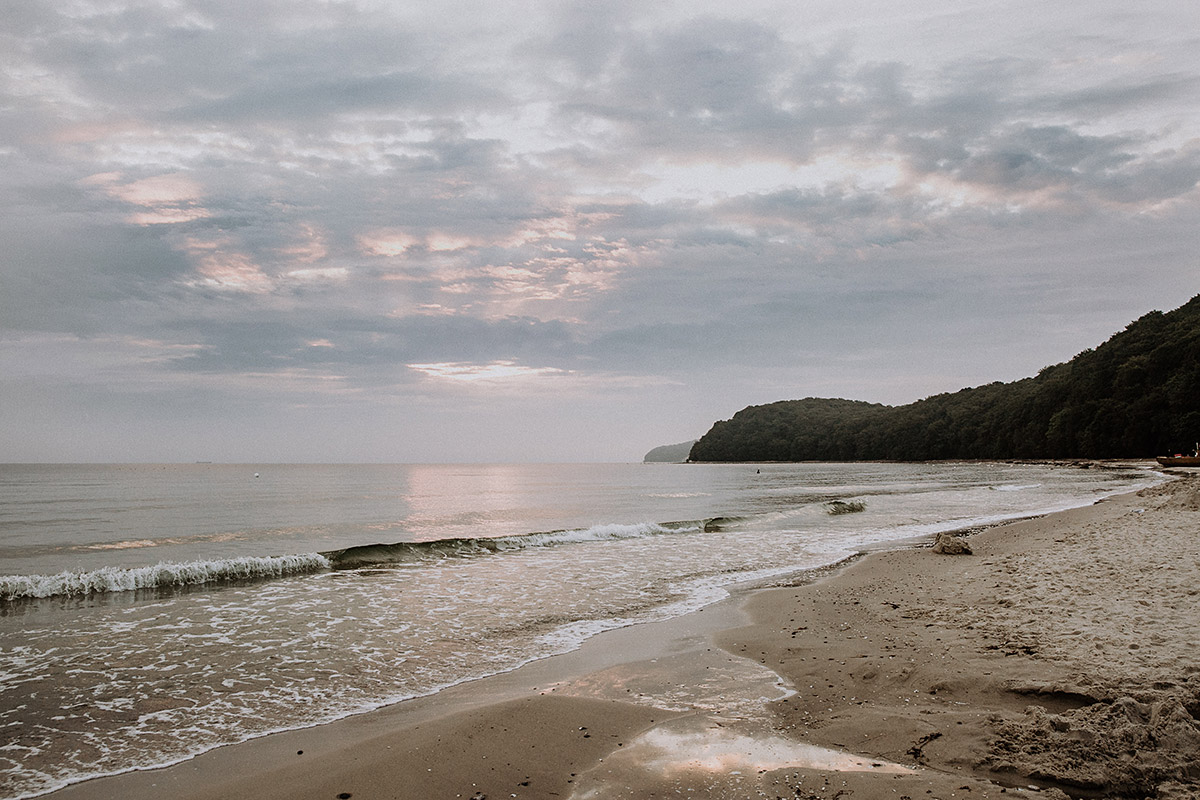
left=0, top=554, right=332, bottom=601
left=323, top=520, right=706, bottom=569
left=1, top=519, right=724, bottom=601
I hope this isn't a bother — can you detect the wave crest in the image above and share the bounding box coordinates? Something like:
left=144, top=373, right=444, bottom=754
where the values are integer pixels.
left=2, top=520, right=715, bottom=600
left=324, top=521, right=703, bottom=569
left=0, top=553, right=332, bottom=601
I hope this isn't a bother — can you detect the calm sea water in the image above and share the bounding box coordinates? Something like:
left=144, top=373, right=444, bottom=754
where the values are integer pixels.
left=0, top=461, right=1159, bottom=798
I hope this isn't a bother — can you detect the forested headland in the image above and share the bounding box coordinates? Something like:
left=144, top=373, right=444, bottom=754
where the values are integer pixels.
left=689, top=294, right=1200, bottom=462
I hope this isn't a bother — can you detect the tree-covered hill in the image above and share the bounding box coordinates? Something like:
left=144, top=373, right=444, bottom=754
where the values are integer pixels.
left=689, top=294, right=1200, bottom=462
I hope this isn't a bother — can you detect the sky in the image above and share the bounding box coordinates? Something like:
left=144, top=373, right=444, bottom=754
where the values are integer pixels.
left=2, top=0, right=1198, bottom=463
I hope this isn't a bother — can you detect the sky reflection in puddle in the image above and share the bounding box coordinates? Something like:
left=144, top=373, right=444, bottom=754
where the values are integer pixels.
left=620, top=720, right=914, bottom=775
left=569, top=716, right=914, bottom=800
left=559, top=645, right=916, bottom=800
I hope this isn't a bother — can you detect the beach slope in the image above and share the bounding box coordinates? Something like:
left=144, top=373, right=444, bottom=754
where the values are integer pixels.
left=719, top=475, right=1200, bottom=799
left=47, top=475, right=1200, bottom=800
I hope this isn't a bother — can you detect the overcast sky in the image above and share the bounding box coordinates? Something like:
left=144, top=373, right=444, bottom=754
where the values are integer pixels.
left=2, top=0, right=1198, bottom=462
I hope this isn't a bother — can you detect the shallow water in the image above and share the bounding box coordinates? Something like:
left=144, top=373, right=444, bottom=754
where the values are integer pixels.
left=0, top=461, right=1158, bottom=798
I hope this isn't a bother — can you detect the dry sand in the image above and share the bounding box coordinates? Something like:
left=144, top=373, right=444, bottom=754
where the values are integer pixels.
left=714, top=475, right=1200, bottom=800
left=47, top=473, right=1200, bottom=800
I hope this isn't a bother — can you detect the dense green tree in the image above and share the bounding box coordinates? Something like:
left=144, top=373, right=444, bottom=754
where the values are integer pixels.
left=689, top=294, right=1200, bottom=462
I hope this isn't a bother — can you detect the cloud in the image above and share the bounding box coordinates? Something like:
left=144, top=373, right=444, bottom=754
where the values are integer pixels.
left=1, top=0, right=1198, bottom=460
left=407, top=360, right=569, bottom=383
left=160, top=312, right=580, bottom=382
left=104, top=172, right=213, bottom=224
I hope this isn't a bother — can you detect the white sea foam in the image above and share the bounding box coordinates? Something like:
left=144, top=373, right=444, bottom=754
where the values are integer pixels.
left=513, top=521, right=699, bottom=548
left=0, top=553, right=331, bottom=600
left=0, top=462, right=1160, bottom=799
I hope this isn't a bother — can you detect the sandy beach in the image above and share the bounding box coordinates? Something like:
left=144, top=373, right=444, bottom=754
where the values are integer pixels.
left=46, top=472, right=1200, bottom=800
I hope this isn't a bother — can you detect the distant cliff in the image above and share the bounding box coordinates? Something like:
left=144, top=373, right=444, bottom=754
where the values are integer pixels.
left=643, top=440, right=698, bottom=463
left=690, top=294, right=1200, bottom=462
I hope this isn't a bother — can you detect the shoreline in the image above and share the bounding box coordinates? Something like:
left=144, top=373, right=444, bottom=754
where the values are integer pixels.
left=42, top=474, right=1199, bottom=800
left=715, top=475, right=1200, bottom=799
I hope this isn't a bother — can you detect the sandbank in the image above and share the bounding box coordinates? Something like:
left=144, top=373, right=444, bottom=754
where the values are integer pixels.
left=45, top=473, right=1200, bottom=800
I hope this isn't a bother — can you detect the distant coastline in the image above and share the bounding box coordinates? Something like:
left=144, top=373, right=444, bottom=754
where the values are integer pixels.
left=642, top=440, right=697, bottom=463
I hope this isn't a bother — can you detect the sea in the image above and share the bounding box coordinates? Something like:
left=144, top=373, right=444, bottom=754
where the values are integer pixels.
left=0, top=461, right=1161, bottom=798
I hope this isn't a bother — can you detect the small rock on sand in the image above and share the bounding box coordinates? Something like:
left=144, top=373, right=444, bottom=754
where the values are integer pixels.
left=931, top=531, right=972, bottom=555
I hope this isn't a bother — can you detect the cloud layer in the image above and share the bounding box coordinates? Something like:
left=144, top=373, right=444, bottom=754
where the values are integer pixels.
left=2, top=0, right=1198, bottom=461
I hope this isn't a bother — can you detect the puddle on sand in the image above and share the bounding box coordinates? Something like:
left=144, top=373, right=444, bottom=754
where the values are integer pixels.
left=567, top=715, right=915, bottom=800
left=612, top=720, right=915, bottom=775
left=549, top=641, right=915, bottom=799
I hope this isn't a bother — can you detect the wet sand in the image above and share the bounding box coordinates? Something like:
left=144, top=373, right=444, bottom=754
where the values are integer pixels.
left=46, top=474, right=1200, bottom=800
